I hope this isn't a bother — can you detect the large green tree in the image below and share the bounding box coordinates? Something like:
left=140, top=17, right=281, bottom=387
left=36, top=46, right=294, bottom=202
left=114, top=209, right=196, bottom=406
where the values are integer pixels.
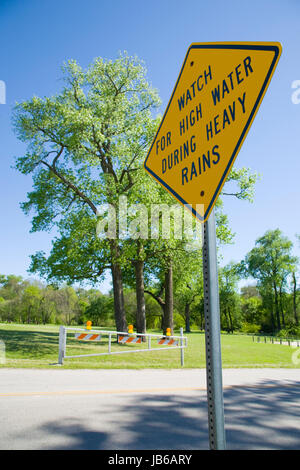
left=218, top=263, right=242, bottom=333
left=242, top=229, right=298, bottom=331
left=13, top=53, right=161, bottom=332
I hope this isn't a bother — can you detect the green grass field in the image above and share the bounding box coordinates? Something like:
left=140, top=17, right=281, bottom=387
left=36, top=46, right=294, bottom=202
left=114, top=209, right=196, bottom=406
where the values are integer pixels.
left=0, top=323, right=299, bottom=369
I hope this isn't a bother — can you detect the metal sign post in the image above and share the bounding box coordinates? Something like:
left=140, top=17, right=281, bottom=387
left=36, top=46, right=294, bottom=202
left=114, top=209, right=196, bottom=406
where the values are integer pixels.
left=202, top=208, right=226, bottom=450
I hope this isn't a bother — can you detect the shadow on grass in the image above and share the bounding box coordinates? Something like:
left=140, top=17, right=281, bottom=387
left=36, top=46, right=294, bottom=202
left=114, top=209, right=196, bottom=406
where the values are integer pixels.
left=0, top=329, right=59, bottom=358
left=0, top=328, right=131, bottom=362
left=30, top=379, right=300, bottom=450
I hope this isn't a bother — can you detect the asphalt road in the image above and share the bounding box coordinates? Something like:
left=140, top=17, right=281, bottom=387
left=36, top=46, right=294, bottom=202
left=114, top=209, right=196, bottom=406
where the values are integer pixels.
left=0, top=368, right=299, bottom=450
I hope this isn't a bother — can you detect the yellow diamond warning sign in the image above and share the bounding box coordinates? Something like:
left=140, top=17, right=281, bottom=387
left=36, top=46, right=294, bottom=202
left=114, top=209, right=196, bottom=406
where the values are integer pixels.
left=144, top=42, right=282, bottom=223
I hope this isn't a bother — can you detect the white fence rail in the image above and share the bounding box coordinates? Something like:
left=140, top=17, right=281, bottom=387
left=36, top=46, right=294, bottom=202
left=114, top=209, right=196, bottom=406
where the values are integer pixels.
left=58, top=326, right=187, bottom=366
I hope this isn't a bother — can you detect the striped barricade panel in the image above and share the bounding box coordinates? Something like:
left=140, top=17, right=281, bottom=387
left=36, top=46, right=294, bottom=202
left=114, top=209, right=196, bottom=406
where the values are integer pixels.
left=118, top=335, right=142, bottom=344
left=157, top=338, right=179, bottom=346
left=75, top=333, right=101, bottom=341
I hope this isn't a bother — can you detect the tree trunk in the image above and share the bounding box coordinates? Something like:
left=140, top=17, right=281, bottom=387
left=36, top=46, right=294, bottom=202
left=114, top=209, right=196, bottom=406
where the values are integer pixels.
left=267, top=291, right=275, bottom=333
left=163, top=261, right=174, bottom=335
left=223, top=308, right=230, bottom=333
left=270, top=307, right=275, bottom=334
left=228, top=308, right=234, bottom=333
left=135, top=259, right=146, bottom=341
left=279, top=284, right=286, bottom=328
left=273, top=282, right=281, bottom=331
left=185, top=303, right=191, bottom=333
left=293, top=273, right=299, bottom=326
left=110, top=240, right=127, bottom=333
left=144, top=288, right=165, bottom=329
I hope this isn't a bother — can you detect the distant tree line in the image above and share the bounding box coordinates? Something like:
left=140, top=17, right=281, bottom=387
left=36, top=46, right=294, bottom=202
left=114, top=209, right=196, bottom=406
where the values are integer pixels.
left=1, top=229, right=299, bottom=337
left=0, top=275, right=184, bottom=330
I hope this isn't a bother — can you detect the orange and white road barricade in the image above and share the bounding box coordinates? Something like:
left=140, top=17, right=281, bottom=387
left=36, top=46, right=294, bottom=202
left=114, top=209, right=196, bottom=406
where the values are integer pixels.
left=158, top=337, right=178, bottom=346
left=58, top=326, right=187, bottom=366
left=75, top=333, right=101, bottom=341
left=118, top=335, right=142, bottom=344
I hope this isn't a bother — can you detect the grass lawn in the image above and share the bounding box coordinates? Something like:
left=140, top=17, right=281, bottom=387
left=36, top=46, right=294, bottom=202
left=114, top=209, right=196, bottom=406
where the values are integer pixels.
left=0, top=323, right=299, bottom=369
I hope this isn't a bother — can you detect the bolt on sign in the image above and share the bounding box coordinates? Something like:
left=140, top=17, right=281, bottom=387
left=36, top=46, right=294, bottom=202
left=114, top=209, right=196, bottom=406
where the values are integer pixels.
left=144, top=42, right=282, bottom=223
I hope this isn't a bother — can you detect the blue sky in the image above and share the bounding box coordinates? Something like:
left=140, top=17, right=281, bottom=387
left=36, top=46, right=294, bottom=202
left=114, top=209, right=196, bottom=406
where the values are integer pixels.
left=0, top=0, right=299, bottom=292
